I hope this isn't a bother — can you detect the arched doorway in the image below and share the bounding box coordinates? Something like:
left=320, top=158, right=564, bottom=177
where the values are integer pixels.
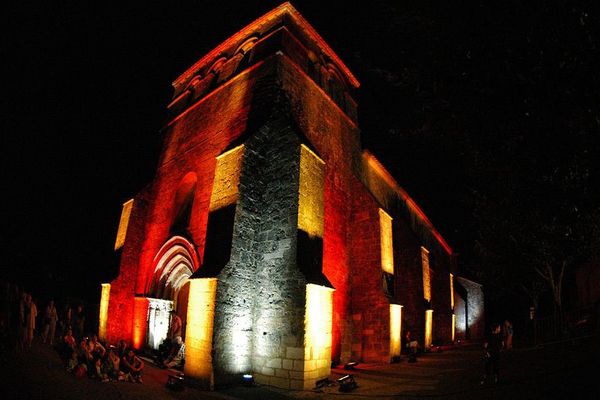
left=146, top=236, right=198, bottom=349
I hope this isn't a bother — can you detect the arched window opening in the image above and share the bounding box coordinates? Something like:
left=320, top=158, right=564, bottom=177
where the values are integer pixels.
left=171, top=172, right=198, bottom=236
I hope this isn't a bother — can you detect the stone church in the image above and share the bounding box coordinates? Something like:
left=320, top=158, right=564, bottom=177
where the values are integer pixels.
left=99, top=2, right=484, bottom=390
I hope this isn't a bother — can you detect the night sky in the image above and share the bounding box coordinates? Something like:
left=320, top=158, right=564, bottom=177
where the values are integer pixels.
left=3, top=1, right=599, bottom=315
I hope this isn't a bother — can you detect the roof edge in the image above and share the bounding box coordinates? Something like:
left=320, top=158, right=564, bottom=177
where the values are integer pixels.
left=362, top=150, right=454, bottom=256
left=172, top=2, right=359, bottom=91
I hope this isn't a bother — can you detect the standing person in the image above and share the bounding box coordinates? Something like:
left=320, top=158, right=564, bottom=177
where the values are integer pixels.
left=169, top=311, right=182, bottom=340
left=72, top=305, right=85, bottom=341
left=26, top=295, right=38, bottom=349
left=18, top=292, right=29, bottom=351
left=58, top=304, right=72, bottom=339
left=481, top=323, right=503, bottom=384
left=42, top=300, right=58, bottom=345
left=503, top=319, right=513, bottom=350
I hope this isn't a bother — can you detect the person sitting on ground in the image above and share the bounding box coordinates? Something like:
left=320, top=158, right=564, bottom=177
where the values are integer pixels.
left=105, top=346, right=125, bottom=381
left=59, top=327, right=76, bottom=362
left=162, top=336, right=185, bottom=369
left=116, top=339, right=128, bottom=359
left=122, top=349, right=144, bottom=383
left=66, top=347, right=79, bottom=373
left=94, top=356, right=109, bottom=382
left=89, top=334, right=106, bottom=358
left=77, top=338, right=93, bottom=371
left=156, top=337, right=173, bottom=365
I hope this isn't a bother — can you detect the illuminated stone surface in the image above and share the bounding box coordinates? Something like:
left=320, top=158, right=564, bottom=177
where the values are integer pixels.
left=114, top=199, right=133, bottom=250
left=422, top=247, right=431, bottom=302
left=98, top=284, right=110, bottom=341
left=389, top=304, right=402, bottom=358
left=185, top=278, right=217, bottom=388
left=379, top=209, right=394, bottom=275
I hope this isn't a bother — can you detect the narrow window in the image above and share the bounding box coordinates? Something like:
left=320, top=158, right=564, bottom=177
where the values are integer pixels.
left=379, top=209, right=394, bottom=274
left=421, top=247, right=431, bottom=302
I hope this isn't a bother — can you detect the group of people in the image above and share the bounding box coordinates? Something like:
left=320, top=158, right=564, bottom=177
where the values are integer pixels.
left=13, top=290, right=86, bottom=352
left=56, top=310, right=186, bottom=384
left=59, top=332, right=145, bottom=383
left=481, top=319, right=514, bottom=385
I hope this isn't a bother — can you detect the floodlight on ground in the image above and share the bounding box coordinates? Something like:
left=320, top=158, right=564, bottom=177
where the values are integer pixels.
left=337, top=374, right=357, bottom=392
left=242, top=374, right=254, bottom=386
left=344, top=361, right=358, bottom=370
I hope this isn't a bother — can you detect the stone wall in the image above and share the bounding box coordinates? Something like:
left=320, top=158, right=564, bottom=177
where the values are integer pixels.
left=456, top=276, right=485, bottom=340
left=348, top=176, right=392, bottom=363
left=106, top=189, right=150, bottom=346
left=454, top=291, right=467, bottom=340
left=210, top=116, right=311, bottom=389
left=431, top=264, right=453, bottom=344
left=277, top=54, right=360, bottom=363
left=392, top=215, right=425, bottom=348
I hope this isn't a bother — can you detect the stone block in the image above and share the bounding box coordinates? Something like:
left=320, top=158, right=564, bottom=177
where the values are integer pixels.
left=305, top=369, right=319, bottom=379
left=292, top=359, right=304, bottom=371
left=261, top=367, right=274, bottom=376
left=286, top=347, right=304, bottom=360
left=290, top=379, right=305, bottom=391
left=275, top=368, right=289, bottom=378
left=269, top=376, right=291, bottom=389
left=266, top=358, right=282, bottom=368
left=289, top=370, right=304, bottom=380
left=282, top=359, right=293, bottom=370
left=304, top=360, right=316, bottom=371
left=303, top=379, right=316, bottom=390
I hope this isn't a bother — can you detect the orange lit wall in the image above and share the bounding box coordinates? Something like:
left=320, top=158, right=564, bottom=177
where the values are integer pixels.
left=275, top=52, right=366, bottom=363
left=379, top=209, right=394, bottom=274
left=98, top=284, right=110, bottom=341
left=132, top=297, right=149, bottom=349
left=450, top=273, right=454, bottom=309
left=389, top=304, right=402, bottom=358
left=209, top=145, right=244, bottom=212
left=303, top=284, right=334, bottom=389
left=452, top=313, right=456, bottom=342
left=298, top=145, right=325, bottom=238
left=421, top=247, right=431, bottom=302
left=425, top=309, right=433, bottom=349
left=133, top=60, right=271, bottom=301
left=114, top=199, right=134, bottom=250
left=184, top=278, right=217, bottom=389
left=348, top=175, right=393, bottom=363
left=106, top=188, right=151, bottom=345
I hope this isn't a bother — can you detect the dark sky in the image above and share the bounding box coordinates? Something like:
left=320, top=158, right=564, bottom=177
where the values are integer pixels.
left=3, top=1, right=598, bottom=305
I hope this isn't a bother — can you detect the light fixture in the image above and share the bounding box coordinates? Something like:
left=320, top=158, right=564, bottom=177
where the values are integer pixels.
left=337, top=374, right=357, bottom=392
left=166, top=372, right=184, bottom=391
left=242, top=374, right=254, bottom=386
left=343, top=361, right=358, bottom=370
